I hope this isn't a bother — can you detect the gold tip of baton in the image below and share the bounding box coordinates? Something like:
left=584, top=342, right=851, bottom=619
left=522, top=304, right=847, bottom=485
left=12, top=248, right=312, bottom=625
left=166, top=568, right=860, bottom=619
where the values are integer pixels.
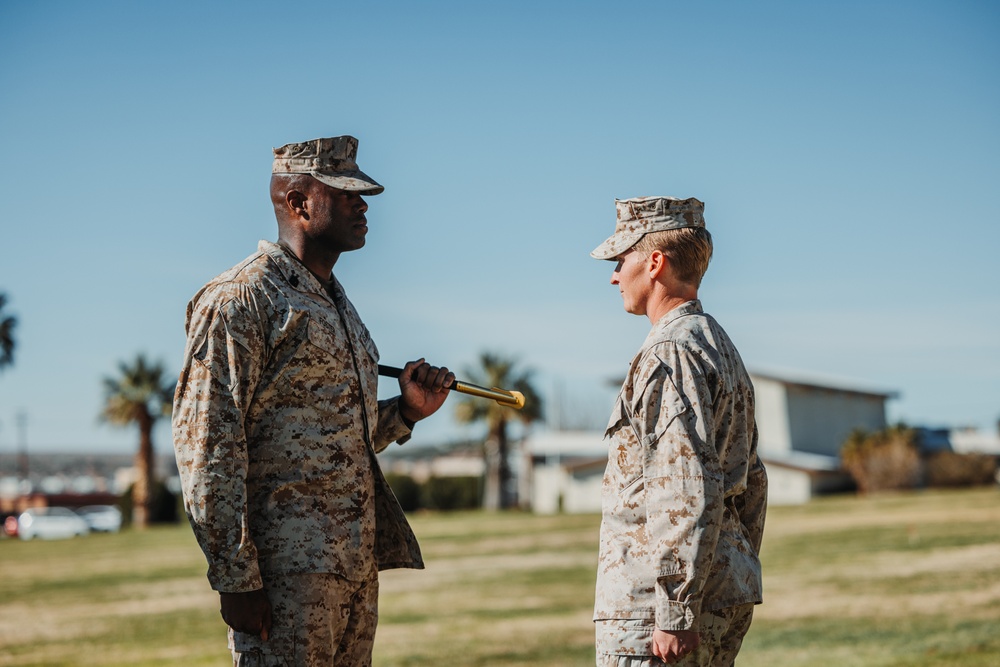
left=507, top=390, right=526, bottom=410
left=378, top=365, right=526, bottom=410
left=451, top=381, right=526, bottom=410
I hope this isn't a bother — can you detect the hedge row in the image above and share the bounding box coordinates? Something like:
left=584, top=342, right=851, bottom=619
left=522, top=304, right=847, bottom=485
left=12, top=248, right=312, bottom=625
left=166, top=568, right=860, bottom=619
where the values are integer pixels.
left=841, top=426, right=999, bottom=494
left=384, top=474, right=482, bottom=512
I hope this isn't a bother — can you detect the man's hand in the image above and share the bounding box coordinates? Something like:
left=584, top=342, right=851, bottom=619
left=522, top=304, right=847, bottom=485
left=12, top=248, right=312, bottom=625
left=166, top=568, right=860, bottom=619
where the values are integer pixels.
left=651, top=629, right=700, bottom=663
left=398, top=358, right=455, bottom=423
left=220, top=589, right=272, bottom=641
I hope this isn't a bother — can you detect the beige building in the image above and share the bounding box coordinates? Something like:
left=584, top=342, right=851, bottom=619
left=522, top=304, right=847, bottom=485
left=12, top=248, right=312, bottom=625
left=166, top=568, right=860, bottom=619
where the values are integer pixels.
left=524, top=369, right=898, bottom=511
left=752, top=369, right=896, bottom=459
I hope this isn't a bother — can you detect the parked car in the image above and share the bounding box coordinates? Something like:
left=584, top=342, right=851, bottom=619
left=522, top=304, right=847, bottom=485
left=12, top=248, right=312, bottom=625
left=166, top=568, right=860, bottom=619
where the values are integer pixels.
left=3, top=515, right=18, bottom=538
left=17, top=507, right=90, bottom=540
left=75, top=505, right=123, bottom=533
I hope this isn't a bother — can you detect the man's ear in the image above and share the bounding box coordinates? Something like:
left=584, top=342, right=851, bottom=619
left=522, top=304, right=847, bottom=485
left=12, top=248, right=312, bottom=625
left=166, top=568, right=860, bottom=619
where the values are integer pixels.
left=286, top=189, right=309, bottom=219
left=647, top=250, right=668, bottom=279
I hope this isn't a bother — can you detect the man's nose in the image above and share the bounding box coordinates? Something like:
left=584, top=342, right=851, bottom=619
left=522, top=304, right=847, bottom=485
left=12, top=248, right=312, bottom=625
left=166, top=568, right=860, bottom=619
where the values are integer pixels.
left=610, top=272, right=620, bottom=285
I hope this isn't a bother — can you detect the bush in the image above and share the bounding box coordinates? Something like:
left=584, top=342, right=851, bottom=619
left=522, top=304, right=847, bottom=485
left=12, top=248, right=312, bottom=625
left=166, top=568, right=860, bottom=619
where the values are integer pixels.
left=841, top=425, right=922, bottom=494
left=925, top=451, right=998, bottom=487
left=119, top=481, right=180, bottom=527
left=420, top=476, right=481, bottom=511
left=384, top=473, right=421, bottom=512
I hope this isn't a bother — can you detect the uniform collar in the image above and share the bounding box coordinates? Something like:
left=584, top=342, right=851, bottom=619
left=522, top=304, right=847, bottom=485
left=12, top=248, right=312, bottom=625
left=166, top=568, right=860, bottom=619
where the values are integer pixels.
left=258, top=240, right=343, bottom=301
left=640, top=299, right=703, bottom=350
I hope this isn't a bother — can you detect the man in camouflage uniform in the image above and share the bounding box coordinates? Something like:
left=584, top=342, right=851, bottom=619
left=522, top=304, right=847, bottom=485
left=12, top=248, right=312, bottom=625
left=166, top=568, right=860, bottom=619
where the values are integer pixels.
left=590, top=197, right=768, bottom=666
left=172, top=135, right=455, bottom=666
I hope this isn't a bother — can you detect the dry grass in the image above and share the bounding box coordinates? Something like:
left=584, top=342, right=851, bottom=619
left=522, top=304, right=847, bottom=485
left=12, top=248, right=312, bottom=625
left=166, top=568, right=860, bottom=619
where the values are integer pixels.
left=0, top=488, right=998, bottom=666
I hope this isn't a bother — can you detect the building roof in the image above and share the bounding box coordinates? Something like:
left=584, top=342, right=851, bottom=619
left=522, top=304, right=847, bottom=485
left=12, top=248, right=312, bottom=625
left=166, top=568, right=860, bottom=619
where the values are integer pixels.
left=563, top=456, right=609, bottom=474
left=377, top=438, right=485, bottom=462
left=524, top=430, right=608, bottom=458
left=749, top=367, right=900, bottom=399
left=761, top=450, right=843, bottom=473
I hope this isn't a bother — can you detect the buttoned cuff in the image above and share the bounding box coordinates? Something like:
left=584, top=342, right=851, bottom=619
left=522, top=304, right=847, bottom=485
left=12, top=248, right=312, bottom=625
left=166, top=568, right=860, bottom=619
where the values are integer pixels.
left=374, top=398, right=414, bottom=451
left=208, top=558, right=263, bottom=594
left=656, top=598, right=701, bottom=632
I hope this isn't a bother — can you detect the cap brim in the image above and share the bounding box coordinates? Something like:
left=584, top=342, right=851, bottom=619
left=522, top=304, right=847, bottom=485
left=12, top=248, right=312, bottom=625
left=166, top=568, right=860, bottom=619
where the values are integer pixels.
left=310, top=169, right=384, bottom=195
left=590, top=232, right=643, bottom=260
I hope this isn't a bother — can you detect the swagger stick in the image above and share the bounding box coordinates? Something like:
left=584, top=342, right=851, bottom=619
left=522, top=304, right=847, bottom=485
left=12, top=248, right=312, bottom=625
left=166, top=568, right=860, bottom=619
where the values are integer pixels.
left=378, top=364, right=526, bottom=410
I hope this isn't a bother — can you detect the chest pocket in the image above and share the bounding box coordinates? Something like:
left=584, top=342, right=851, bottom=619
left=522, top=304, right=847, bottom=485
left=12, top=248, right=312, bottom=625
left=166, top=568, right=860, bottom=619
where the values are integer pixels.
left=604, top=393, right=644, bottom=494
left=275, top=317, right=354, bottom=402
left=306, top=316, right=345, bottom=358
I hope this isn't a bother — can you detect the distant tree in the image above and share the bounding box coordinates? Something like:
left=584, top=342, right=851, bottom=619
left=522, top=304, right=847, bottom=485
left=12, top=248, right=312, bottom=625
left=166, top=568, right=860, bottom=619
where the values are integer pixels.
left=100, top=354, right=175, bottom=528
left=454, top=352, right=543, bottom=510
left=0, top=293, right=16, bottom=372
left=841, top=424, right=921, bottom=494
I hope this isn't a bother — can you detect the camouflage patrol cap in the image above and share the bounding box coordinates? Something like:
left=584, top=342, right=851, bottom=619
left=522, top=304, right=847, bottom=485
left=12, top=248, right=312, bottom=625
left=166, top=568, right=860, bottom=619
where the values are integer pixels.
left=590, top=196, right=705, bottom=260
left=272, top=135, right=384, bottom=195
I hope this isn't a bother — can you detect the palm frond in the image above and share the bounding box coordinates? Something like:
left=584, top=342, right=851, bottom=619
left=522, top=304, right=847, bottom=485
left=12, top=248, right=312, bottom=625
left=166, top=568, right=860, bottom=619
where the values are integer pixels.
left=0, top=292, right=16, bottom=369
left=454, top=351, right=544, bottom=428
left=100, top=354, right=175, bottom=427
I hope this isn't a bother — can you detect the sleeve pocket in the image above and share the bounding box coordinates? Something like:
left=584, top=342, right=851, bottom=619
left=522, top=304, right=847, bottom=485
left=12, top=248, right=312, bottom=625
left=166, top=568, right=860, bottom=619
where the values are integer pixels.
left=638, top=374, right=689, bottom=448
left=191, top=319, right=237, bottom=391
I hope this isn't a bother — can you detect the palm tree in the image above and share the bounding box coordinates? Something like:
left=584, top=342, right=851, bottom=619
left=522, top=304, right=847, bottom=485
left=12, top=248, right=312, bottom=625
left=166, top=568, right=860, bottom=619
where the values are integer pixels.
left=101, top=354, right=175, bottom=528
left=0, top=293, right=16, bottom=372
left=454, top=352, right=543, bottom=510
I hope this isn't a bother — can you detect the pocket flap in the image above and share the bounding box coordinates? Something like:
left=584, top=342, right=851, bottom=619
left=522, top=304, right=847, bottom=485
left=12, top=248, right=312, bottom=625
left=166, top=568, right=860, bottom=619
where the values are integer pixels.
left=306, top=317, right=341, bottom=356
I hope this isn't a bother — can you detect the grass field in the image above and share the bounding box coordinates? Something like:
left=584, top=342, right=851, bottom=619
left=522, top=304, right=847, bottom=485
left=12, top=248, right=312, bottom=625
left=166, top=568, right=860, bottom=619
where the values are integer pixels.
left=1, top=487, right=998, bottom=666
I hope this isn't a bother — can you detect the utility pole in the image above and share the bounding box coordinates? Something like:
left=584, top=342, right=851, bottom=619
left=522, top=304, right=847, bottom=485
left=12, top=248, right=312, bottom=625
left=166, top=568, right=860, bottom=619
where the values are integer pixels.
left=16, top=411, right=28, bottom=483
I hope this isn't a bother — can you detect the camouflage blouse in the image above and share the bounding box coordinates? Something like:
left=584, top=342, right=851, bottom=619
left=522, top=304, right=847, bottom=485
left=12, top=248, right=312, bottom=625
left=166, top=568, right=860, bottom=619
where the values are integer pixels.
left=595, top=300, right=767, bottom=654
left=172, top=241, right=422, bottom=594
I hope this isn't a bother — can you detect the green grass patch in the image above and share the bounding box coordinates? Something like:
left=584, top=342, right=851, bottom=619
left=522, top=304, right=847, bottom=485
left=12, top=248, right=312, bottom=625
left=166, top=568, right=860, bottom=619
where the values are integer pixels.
left=1, top=488, right=998, bottom=666
left=742, top=615, right=1000, bottom=667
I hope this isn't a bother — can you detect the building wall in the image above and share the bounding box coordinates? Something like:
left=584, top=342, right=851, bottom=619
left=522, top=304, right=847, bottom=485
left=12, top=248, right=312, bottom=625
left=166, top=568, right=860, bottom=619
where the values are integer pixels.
left=753, top=377, right=792, bottom=456
left=764, top=466, right=814, bottom=506
left=563, top=466, right=605, bottom=514
left=531, top=465, right=563, bottom=515
left=530, top=462, right=605, bottom=514
left=785, top=386, right=887, bottom=457
left=527, top=372, right=892, bottom=510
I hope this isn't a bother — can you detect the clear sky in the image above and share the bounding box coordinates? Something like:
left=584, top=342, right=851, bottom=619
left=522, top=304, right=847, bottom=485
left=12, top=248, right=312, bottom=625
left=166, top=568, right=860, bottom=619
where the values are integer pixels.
left=1, top=0, right=998, bottom=456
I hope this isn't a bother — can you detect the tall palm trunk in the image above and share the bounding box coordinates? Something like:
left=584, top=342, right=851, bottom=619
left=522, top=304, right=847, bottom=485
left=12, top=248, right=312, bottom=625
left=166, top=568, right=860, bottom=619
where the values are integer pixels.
left=133, top=409, right=155, bottom=528
left=483, top=417, right=512, bottom=511
left=100, top=354, right=174, bottom=528
left=453, top=352, right=543, bottom=512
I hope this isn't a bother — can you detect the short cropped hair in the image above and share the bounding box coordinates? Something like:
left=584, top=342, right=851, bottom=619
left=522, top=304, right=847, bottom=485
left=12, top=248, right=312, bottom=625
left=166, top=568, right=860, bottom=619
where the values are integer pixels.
left=270, top=173, right=317, bottom=206
left=631, top=227, right=714, bottom=287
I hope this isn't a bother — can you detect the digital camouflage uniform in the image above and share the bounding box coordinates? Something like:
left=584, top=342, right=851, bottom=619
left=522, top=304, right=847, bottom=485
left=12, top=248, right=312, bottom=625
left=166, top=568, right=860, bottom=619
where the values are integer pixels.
left=594, top=300, right=767, bottom=665
left=172, top=239, right=422, bottom=665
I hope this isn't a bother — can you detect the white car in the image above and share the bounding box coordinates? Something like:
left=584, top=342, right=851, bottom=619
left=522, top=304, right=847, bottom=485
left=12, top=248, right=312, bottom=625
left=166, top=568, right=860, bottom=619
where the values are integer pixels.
left=17, top=507, right=90, bottom=540
left=75, top=505, right=123, bottom=533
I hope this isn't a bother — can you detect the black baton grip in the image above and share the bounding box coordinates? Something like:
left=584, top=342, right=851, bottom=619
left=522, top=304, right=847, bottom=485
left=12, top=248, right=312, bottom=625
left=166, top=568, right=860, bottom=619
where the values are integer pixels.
left=377, top=364, right=403, bottom=379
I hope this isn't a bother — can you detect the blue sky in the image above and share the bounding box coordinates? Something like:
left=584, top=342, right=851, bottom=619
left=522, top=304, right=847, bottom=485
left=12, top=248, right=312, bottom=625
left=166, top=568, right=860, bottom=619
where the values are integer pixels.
left=1, top=0, right=998, bottom=455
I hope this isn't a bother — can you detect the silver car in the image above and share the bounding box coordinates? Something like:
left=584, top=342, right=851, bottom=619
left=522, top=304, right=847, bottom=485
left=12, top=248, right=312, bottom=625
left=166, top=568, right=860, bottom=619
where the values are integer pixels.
left=75, top=505, right=123, bottom=533
left=17, top=507, right=90, bottom=540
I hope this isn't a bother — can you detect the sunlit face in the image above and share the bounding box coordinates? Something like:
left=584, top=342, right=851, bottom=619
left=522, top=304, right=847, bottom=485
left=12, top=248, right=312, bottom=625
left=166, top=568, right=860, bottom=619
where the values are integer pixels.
left=611, top=249, right=651, bottom=316
left=306, top=181, right=370, bottom=254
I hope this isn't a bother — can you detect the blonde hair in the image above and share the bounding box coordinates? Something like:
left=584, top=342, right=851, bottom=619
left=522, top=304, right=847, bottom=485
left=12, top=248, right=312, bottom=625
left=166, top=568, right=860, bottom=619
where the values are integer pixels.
left=632, top=227, right=714, bottom=287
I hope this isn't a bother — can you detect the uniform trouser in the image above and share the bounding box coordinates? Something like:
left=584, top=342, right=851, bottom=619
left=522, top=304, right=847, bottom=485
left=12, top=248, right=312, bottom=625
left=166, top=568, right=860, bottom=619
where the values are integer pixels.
left=230, top=572, right=379, bottom=667
left=596, top=603, right=755, bottom=667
